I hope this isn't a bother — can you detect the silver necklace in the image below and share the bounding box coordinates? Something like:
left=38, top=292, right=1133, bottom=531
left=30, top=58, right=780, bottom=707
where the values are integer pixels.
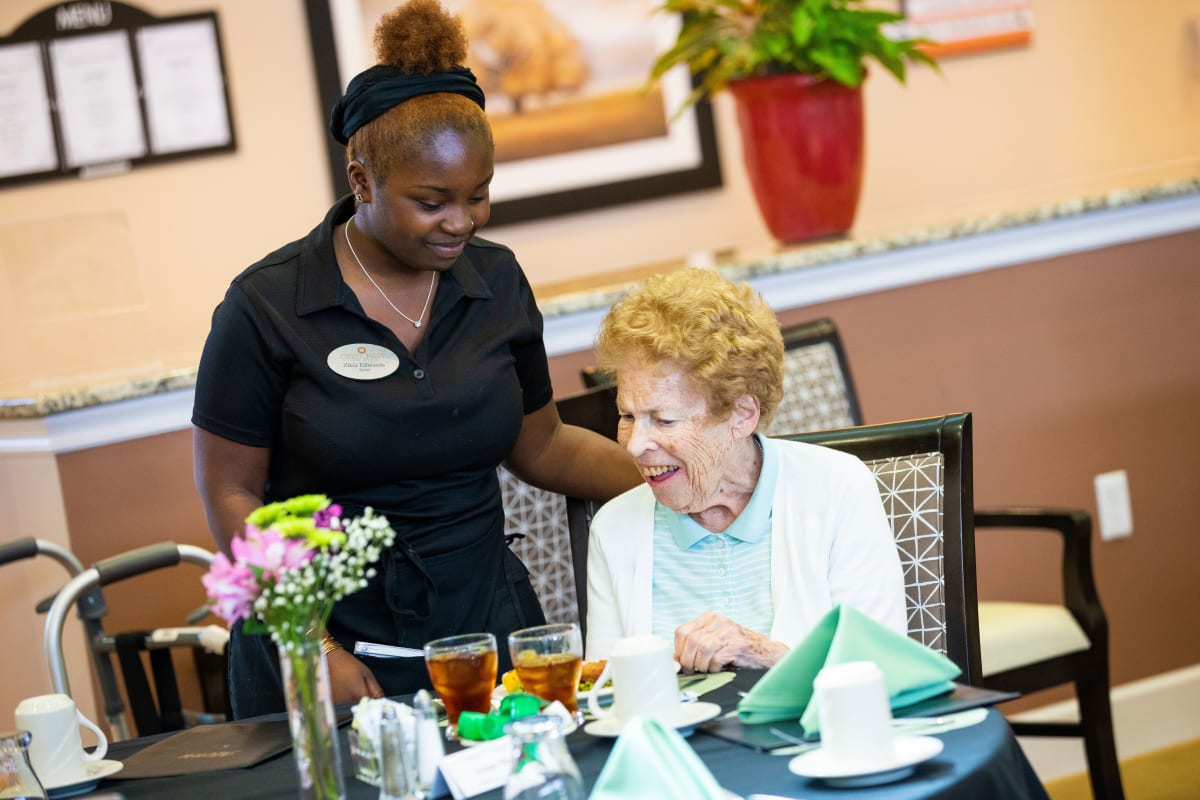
left=343, top=219, right=435, bottom=329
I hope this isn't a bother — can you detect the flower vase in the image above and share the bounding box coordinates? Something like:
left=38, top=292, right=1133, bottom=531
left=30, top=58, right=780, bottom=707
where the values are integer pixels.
left=278, top=639, right=346, bottom=800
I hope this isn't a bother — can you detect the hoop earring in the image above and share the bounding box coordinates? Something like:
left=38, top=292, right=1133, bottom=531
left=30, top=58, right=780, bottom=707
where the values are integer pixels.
left=354, top=193, right=364, bottom=203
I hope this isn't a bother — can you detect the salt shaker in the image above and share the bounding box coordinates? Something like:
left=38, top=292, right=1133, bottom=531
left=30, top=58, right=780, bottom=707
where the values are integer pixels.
left=0, top=730, right=48, bottom=800
left=378, top=705, right=413, bottom=800
left=503, top=715, right=584, bottom=800
left=413, top=689, right=443, bottom=796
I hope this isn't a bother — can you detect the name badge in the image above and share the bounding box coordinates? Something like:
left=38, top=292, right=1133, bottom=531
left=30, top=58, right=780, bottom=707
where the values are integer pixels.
left=327, top=343, right=400, bottom=380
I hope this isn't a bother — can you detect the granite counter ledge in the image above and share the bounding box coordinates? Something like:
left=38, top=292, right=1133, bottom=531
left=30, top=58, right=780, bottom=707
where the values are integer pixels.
left=0, top=368, right=199, bottom=420
left=4, top=174, right=1198, bottom=421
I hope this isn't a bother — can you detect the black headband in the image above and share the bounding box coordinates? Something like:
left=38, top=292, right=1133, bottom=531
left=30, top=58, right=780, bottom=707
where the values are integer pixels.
left=329, top=64, right=486, bottom=145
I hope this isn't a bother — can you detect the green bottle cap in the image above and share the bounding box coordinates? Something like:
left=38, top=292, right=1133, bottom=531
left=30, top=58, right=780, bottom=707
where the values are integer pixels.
left=498, top=692, right=543, bottom=720
left=455, top=711, right=505, bottom=741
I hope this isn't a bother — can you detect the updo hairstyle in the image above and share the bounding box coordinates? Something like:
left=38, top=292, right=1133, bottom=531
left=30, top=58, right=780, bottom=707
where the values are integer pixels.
left=348, top=0, right=493, bottom=182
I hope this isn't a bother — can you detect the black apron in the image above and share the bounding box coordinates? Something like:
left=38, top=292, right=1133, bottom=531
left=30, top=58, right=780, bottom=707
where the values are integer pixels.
left=227, top=520, right=544, bottom=719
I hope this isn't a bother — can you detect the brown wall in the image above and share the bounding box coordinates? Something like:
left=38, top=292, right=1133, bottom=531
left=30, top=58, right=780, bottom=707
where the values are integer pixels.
left=56, top=229, right=1200, bottom=722
left=56, top=431, right=215, bottom=720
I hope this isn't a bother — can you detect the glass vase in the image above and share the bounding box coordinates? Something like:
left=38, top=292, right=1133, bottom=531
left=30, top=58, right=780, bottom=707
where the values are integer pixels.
left=503, top=715, right=584, bottom=800
left=278, top=639, right=346, bottom=800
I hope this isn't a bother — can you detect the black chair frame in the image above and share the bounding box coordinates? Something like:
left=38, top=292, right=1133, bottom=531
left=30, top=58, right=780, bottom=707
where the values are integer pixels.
left=974, top=508, right=1123, bottom=800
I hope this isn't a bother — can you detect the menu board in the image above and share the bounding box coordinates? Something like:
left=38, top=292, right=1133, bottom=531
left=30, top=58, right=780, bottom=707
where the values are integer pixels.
left=0, top=1, right=235, bottom=187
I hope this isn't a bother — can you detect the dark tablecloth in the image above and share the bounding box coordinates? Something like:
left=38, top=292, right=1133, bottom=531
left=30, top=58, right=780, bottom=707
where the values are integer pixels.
left=98, top=672, right=1048, bottom=800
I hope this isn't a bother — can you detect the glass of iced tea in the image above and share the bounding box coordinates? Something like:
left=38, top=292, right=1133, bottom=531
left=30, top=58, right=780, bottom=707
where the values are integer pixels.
left=424, top=632, right=498, bottom=737
left=508, top=623, right=584, bottom=719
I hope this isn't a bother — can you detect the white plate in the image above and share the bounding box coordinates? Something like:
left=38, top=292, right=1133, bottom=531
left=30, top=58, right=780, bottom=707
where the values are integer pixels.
left=787, top=735, right=943, bottom=788
left=582, top=701, right=722, bottom=738
left=44, top=759, right=123, bottom=799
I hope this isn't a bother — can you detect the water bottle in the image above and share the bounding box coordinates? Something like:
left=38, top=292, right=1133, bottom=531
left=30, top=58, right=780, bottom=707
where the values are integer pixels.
left=502, top=715, right=584, bottom=800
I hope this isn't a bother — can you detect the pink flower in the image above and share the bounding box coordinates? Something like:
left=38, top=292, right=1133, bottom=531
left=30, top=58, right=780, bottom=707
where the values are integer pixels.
left=202, top=552, right=259, bottom=624
left=232, top=524, right=314, bottom=581
left=312, top=503, right=343, bottom=530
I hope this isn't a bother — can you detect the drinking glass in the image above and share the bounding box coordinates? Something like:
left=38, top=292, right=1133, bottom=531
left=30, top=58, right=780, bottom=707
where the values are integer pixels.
left=424, top=633, right=498, bottom=738
left=0, top=729, right=47, bottom=800
left=508, top=623, right=584, bottom=719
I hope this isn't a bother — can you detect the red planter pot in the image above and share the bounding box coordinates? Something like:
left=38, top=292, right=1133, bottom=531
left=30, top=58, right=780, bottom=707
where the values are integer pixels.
left=728, top=73, right=865, bottom=243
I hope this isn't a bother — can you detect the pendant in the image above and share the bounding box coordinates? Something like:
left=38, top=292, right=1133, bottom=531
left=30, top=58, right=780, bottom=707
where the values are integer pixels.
left=414, top=322, right=422, bottom=328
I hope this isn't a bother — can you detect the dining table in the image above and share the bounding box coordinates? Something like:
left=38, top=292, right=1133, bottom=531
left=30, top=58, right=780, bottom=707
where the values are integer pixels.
left=91, top=670, right=1049, bottom=800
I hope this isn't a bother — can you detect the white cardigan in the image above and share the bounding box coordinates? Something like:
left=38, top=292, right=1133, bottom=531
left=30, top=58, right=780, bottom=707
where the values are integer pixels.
left=584, top=438, right=907, bottom=660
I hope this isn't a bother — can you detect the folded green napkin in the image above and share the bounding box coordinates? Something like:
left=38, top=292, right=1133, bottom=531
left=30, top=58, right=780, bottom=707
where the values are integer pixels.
left=589, top=717, right=726, bottom=800
left=737, top=605, right=960, bottom=732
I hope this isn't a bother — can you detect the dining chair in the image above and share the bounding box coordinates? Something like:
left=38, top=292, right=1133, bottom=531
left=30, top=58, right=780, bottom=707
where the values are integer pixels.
left=765, top=316, right=863, bottom=436
left=974, top=508, right=1125, bottom=800
left=501, top=385, right=618, bottom=628
left=777, top=413, right=982, bottom=683
left=758, top=315, right=1124, bottom=797
left=565, top=414, right=981, bottom=681
left=42, top=541, right=227, bottom=740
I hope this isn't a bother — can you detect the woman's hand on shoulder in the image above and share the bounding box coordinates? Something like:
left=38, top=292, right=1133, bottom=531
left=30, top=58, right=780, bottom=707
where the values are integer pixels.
left=674, top=612, right=789, bottom=672
left=325, top=648, right=385, bottom=705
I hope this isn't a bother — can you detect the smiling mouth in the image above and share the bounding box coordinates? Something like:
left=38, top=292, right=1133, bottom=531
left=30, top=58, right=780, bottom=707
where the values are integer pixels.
left=642, top=465, right=678, bottom=483
left=428, top=240, right=467, bottom=256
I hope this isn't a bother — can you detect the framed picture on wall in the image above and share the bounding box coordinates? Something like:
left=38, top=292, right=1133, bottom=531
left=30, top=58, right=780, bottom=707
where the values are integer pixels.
left=303, top=0, right=721, bottom=226
left=898, top=0, right=1034, bottom=58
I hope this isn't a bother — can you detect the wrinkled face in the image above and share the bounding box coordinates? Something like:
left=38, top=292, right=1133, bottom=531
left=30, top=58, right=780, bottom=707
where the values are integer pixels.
left=616, top=360, right=741, bottom=515
left=354, top=128, right=493, bottom=274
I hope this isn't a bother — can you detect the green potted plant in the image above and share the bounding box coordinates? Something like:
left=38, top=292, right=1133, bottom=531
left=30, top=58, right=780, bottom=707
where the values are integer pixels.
left=649, top=0, right=938, bottom=243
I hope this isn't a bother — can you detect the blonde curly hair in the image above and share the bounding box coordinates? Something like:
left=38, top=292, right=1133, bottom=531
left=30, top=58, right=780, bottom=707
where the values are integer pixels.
left=595, top=268, right=784, bottom=427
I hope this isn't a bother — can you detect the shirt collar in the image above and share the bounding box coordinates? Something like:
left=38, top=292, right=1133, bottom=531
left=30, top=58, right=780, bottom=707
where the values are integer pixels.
left=661, top=433, right=777, bottom=549
left=295, top=194, right=491, bottom=316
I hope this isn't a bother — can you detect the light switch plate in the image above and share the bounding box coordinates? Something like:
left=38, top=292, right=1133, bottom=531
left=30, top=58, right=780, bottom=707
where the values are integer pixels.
left=1094, top=470, right=1133, bottom=540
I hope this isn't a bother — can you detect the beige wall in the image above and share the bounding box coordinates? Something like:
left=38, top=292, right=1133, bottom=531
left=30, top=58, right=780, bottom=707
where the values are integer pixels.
left=2, top=0, right=1199, bottom=396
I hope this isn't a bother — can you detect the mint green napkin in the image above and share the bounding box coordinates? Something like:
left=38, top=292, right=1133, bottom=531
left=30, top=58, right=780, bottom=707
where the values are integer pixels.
left=589, top=717, right=726, bottom=800
left=737, top=605, right=960, bottom=732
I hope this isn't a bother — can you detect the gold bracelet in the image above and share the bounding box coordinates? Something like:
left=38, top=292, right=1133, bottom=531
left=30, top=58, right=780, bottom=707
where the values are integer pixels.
left=320, top=634, right=342, bottom=656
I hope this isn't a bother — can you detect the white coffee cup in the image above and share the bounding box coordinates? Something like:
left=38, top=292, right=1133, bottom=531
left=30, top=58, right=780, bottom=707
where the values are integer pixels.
left=587, top=635, right=680, bottom=729
left=14, top=693, right=108, bottom=787
left=812, top=661, right=895, bottom=767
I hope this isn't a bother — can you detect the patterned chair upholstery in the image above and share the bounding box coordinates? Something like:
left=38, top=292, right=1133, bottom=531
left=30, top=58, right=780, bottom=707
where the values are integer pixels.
left=765, top=318, right=863, bottom=435
left=501, top=465, right=580, bottom=625
left=777, top=413, right=982, bottom=683
left=502, top=385, right=618, bottom=627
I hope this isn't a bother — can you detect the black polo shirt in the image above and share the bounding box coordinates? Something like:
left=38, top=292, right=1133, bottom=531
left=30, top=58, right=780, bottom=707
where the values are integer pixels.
left=193, top=196, right=554, bottom=557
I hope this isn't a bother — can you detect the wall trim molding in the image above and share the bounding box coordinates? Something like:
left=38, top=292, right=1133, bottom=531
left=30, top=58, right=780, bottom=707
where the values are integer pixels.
left=1012, top=662, right=1200, bottom=783
left=3, top=192, right=1197, bottom=455
left=543, top=192, right=1200, bottom=355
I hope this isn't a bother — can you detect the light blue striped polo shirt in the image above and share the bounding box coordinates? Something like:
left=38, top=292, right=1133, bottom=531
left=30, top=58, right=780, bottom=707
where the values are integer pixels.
left=651, top=434, right=777, bottom=639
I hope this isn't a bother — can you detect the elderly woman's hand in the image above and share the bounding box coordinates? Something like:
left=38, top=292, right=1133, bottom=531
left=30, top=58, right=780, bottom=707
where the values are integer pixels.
left=674, top=612, right=789, bottom=672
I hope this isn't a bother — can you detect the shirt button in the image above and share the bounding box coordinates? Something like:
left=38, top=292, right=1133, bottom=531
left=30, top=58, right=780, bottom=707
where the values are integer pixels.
left=716, top=539, right=725, bottom=548
left=413, top=369, right=426, bottom=380
left=717, top=568, right=726, bottom=577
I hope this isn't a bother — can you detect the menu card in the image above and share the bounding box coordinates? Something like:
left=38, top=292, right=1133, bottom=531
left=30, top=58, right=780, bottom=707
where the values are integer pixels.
left=116, top=720, right=294, bottom=779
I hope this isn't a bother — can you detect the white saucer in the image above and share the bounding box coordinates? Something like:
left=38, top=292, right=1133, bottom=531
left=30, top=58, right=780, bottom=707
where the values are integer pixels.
left=44, top=759, right=123, bottom=799
left=787, top=735, right=943, bottom=788
left=582, top=701, right=722, bottom=738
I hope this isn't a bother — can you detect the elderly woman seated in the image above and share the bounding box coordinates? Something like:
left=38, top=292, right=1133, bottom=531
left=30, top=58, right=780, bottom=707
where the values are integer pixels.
left=585, top=268, right=906, bottom=672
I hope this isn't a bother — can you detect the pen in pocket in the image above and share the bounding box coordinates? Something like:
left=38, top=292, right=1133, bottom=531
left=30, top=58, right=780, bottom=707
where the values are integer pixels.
left=353, top=641, right=425, bottom=658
